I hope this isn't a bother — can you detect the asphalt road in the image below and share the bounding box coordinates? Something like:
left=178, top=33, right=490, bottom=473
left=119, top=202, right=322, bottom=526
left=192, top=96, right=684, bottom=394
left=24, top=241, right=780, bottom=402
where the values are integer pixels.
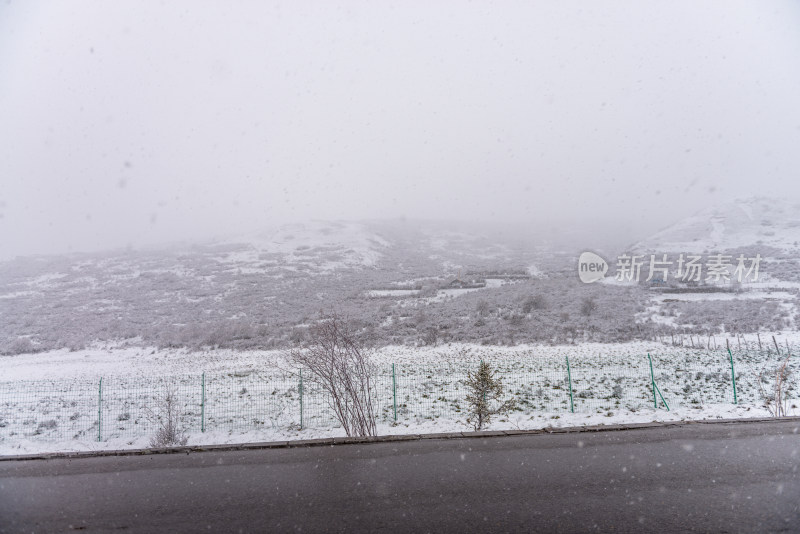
left=1, top=420, right=799, bottom=533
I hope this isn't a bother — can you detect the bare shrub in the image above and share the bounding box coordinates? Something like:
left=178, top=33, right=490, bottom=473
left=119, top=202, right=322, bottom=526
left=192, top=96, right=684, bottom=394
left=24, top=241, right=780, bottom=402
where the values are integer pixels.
left=507, top=313, right=524, bottom=326
left=3, top=337, right=36, bottom=356
left=464, top=361, right=516, bottom=431
left=580, top=297, right=597, bottom=317
left=758, top=355, right=794, bottom=417
left=422, top=327, right=439, bottom=346
left=522, top=295, right=547, bottom=313
left=146, top=387, right=189, bottom=447
left=288, top=314, right=377, bottom=437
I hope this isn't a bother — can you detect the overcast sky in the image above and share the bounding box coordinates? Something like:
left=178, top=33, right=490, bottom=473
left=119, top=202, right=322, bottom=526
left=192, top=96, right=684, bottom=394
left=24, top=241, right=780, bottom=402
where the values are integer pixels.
left=1, top=1, right=799, bottom=259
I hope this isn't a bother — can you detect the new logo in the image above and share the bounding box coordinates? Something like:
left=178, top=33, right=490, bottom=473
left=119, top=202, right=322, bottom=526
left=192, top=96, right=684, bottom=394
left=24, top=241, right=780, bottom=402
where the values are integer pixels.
left=578, top=251, right=608, bottom=284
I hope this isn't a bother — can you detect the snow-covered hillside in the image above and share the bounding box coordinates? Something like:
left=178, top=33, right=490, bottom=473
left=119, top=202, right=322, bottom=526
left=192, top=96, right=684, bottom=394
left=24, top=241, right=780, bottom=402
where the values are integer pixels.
left=0, top=219, right=573, bottom=354
left=215, top=221, right=391, bottom=274
left=633, top=197, right=800, bottom=254
left=624, top=196, right=800, bottom=331
left=2, top=203, right=799, bottom=357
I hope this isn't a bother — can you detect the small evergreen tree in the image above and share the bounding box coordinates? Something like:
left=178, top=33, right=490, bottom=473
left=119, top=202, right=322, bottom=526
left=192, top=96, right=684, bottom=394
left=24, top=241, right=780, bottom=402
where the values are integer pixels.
left=464, top=361, right=516, bottom=431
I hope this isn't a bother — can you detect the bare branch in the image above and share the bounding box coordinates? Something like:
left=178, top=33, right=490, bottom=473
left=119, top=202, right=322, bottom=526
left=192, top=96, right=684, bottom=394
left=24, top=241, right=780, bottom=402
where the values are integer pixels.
left=287, top=314, right=377, bottom=437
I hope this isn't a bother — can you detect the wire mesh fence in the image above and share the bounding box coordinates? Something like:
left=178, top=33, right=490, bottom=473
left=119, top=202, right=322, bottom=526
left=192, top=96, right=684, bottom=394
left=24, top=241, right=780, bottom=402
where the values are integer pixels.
left=0, top=348, right=797, bottom=444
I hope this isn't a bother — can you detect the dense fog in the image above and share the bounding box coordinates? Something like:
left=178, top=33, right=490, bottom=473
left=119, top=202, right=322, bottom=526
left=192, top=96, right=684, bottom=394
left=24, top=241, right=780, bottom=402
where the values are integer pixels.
left=2, top=1, right=800, bottom=259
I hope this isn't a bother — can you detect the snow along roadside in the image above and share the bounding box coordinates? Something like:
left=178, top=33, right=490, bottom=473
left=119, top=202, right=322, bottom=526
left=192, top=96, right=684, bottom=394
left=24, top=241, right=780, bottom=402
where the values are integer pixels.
left=1, top=403, right=795, bottom=459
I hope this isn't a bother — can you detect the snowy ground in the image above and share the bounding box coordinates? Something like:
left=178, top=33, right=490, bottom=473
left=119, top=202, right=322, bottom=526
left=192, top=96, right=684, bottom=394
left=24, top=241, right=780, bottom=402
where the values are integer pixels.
left=0, top=404, right=775, bottom=457
left=1, top=336, right=798, bottom=457
left=3, top=336, right=798, bottom=380
left=639, top=290, right=799, bottom=323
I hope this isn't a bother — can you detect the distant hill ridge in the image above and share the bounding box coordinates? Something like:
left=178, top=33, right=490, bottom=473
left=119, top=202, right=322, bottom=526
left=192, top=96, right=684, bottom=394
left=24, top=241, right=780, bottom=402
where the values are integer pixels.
left=631, top=196, right=800, bottom=255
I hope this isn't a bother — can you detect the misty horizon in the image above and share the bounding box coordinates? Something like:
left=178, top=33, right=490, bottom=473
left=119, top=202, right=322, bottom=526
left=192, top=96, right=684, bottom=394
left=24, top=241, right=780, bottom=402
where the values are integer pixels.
left=2, top=2, right=800, bottom=260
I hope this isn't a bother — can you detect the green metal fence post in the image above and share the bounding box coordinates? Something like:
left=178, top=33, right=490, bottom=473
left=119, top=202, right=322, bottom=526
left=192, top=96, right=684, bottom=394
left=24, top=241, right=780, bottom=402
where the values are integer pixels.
left=392, top=363, right=397, bottom=422
left=727, top=349, right=738, bottom=405
left=299, top=369, right=303, bottom=430
left=657, top=387, right=670, bottom=411
left=648, top=354, right=670, bottom=411
left=648, top=353, right=657, bottom=409
left=201, top=372, right=206, bottom=432
left=98, top=377, right=103, bottom=442
left=565, top=356, right=574, bottom=413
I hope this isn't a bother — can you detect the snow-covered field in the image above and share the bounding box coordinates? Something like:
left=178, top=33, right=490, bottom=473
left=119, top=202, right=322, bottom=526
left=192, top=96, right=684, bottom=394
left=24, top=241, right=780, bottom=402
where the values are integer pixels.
left=1, top=338, right=798, bottom=457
